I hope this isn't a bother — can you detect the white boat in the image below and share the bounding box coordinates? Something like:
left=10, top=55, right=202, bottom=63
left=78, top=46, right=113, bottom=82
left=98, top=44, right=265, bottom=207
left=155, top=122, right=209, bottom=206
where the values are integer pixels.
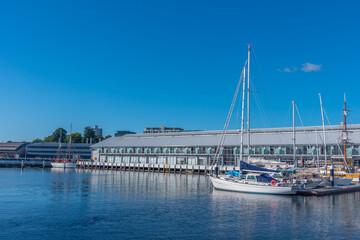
left=209, top=175, right=297, bottom=195
left=51, top=161, right=77, bottom=168
left=318, top=177, right=353, bottom=187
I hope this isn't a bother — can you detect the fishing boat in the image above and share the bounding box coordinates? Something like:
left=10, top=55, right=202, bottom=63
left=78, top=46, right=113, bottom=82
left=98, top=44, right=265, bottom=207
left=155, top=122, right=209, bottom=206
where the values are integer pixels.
left=51, top=126, right=77, bottom=169
left=209, top=45, right=297, bottom=195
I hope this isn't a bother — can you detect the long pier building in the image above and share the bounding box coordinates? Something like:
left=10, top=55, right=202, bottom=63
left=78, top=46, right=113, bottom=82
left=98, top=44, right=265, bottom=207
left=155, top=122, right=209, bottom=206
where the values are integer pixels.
left=91, top=124, right=360, bottom=166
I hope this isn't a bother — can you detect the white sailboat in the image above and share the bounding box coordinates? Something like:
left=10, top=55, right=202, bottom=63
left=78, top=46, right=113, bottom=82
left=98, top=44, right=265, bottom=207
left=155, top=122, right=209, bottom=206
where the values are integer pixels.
left=210, top=176, right=297, bottom=195
left=209, top=45, right=297, bottom=195
left=210, top=161, right=297, bottom=195
left=51, top=125, right=77, bottom=169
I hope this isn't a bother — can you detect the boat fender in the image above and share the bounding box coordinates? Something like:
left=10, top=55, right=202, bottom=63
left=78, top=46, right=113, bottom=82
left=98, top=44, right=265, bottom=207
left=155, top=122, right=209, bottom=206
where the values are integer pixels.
left=271, top=180, right=277, bottom=186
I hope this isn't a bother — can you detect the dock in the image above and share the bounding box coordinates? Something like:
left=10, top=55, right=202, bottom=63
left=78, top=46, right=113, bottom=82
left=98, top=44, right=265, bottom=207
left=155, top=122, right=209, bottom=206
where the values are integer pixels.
left=78, top=161, right=237, bottom=175
left=0, top=159, right=51, bottom=168
left=297, top=184, right=360, bottom=196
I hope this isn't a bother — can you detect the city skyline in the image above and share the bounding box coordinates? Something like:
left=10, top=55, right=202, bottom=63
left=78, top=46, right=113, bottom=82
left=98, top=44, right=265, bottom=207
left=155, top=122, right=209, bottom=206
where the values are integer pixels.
left=1, top=1, right=360, bottom=141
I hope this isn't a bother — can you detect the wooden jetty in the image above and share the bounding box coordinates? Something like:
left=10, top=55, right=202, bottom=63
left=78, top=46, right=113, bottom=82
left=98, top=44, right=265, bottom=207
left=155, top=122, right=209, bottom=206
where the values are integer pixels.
left=297, top=184, right=360, bottom=196
left=78, top=161, right=238, bottom=175
left=0, top=159, right=52, bottom=168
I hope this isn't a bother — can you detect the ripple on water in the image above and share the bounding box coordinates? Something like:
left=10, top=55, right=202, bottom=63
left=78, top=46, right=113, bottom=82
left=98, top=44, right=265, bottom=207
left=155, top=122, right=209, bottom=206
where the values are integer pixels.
left=0, top=168, right=359, bottom=240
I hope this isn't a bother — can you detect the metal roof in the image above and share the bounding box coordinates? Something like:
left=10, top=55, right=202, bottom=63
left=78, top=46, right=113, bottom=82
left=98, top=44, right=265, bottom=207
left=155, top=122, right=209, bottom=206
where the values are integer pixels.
left=26, top=143, right=92, bottom=149
left=0, top=142, right=29, bottom=151
left=92, top=124, right=360, bottom=148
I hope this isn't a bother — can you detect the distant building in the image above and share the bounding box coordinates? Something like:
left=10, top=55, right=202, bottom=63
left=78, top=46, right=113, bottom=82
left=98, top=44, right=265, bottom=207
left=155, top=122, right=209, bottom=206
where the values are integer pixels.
left=0, top=142, right=29, bottom=158
left=92, top=125, right=103, bottom=137
left=143, top=125, right=184, bottom=134
left=26, top=143, right=91, bottom=160
left=115, top=131, right=136, bottom=137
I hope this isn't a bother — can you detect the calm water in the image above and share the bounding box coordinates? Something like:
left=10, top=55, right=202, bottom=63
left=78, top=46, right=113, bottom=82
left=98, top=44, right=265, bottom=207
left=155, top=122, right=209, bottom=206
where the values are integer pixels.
left=0, top=168, right=359, bottom=240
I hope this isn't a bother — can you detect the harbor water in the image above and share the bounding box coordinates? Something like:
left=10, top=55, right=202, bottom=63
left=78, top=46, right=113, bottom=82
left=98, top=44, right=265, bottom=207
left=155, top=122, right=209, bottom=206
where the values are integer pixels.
left=0, top=168, right=360, bottom=239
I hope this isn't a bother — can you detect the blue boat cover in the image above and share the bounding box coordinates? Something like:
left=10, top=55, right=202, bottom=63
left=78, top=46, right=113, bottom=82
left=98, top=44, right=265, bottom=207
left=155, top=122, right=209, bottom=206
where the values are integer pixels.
left=240, top=161, right=277, bottom=173
left=256, top=174, right=275, bottom=183
left=225, top=171, right=240, bottom=177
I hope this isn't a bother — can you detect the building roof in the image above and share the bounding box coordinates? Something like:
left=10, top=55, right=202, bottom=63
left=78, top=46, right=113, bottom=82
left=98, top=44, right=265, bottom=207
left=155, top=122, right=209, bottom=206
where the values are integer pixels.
left=27, top=143, right=91, bottom=148
left=92, top=124, right=360, bottom=148
left=0, top=142, right=29, bottom=152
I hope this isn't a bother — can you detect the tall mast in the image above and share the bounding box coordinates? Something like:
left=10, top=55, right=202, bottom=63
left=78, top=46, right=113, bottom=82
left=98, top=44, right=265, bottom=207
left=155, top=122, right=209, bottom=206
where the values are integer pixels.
left=342, top=93, right=349, bottom=165
left=319, top=93, right=327, bottom=173
left=68, top=123, right=72, bottom=161
left=247, top=44, right=251, bottom=161
left=292, top=101, right=296, bottom=167
left=58, top=130, right=62, bottom=160
left=315, top=128, right=320, bottom=173
left=240, top=64, right=247, bottom=162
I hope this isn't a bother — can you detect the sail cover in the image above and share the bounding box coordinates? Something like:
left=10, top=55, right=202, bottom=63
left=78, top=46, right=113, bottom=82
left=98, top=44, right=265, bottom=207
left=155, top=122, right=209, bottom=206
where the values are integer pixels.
left=240, top=161, right=277, bottom=173
left=225, top=171, right=240, bottom=177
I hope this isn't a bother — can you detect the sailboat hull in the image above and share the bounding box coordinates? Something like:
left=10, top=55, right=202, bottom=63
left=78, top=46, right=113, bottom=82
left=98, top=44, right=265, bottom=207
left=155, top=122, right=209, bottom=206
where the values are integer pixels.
left=209, top=176, right=297, bottom=195
left=51, top=162, right=77, bottom=168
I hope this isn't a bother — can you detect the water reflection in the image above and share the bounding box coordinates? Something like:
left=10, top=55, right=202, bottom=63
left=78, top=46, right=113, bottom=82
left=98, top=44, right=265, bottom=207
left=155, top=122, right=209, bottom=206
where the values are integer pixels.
left=1, top=168, right=360, bottom=240
left=50, top=168, right=77, bottom=174
left=76, top=169, right=211, bottom=198
left=210, top=185, right=360, bottom=239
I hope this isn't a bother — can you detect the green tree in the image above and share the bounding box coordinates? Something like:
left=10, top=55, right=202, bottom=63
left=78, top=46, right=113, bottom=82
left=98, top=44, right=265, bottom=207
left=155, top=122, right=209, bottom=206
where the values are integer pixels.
left=66, top=132, right=82, bottom=143
left=43, top=135, right=53, bottom=142
left=83, top=126, right=95, bottom=143
left=32, top=138, right=42, bottom=143
left=93, top=135, right=102, bottom=143
left=43, top=128, right=67, bottom=142
left=104, top=135, right=112, bottom=140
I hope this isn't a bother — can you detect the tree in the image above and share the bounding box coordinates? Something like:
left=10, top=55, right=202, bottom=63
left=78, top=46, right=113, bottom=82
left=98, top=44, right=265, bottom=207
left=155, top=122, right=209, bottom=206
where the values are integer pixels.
left=66, top=133, right=82, bottom=143
left=83, top=126, right=95, bottom=143
left=104, top=135, right=112, bottom=140
left=43, top=128, right=67, bottom=142
left=43, top=135, right=53, bottom=142
left=93, top=135, right=102, bottom=143
left=32, top=138, right=42, bottom=143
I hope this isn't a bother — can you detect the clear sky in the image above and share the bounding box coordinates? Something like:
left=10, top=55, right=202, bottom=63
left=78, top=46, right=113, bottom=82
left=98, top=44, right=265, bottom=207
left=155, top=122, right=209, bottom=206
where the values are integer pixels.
left=0, top=0, right=359, bottom=142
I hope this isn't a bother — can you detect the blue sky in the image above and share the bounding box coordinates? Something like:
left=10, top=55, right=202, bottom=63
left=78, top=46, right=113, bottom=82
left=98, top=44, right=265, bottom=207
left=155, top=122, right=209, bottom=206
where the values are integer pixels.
left=0, top=0, right=359, bottom=141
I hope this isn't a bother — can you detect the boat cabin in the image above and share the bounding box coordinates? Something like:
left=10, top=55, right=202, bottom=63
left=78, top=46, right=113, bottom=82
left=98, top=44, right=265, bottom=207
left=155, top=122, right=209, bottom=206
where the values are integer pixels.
left=246, top=173, right=275, bottom=183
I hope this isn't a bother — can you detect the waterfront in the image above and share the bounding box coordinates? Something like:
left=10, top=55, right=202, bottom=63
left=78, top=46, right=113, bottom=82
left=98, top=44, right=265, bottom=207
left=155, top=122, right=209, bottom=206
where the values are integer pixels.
left=0, top=169, right=360, bottom=239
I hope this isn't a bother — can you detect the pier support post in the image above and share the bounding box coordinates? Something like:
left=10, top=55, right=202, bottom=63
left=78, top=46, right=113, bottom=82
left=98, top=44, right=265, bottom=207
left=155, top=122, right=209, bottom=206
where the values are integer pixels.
left=215, top=164, right=219, bottom=177
left=330, top=165, right=335, bottom=186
